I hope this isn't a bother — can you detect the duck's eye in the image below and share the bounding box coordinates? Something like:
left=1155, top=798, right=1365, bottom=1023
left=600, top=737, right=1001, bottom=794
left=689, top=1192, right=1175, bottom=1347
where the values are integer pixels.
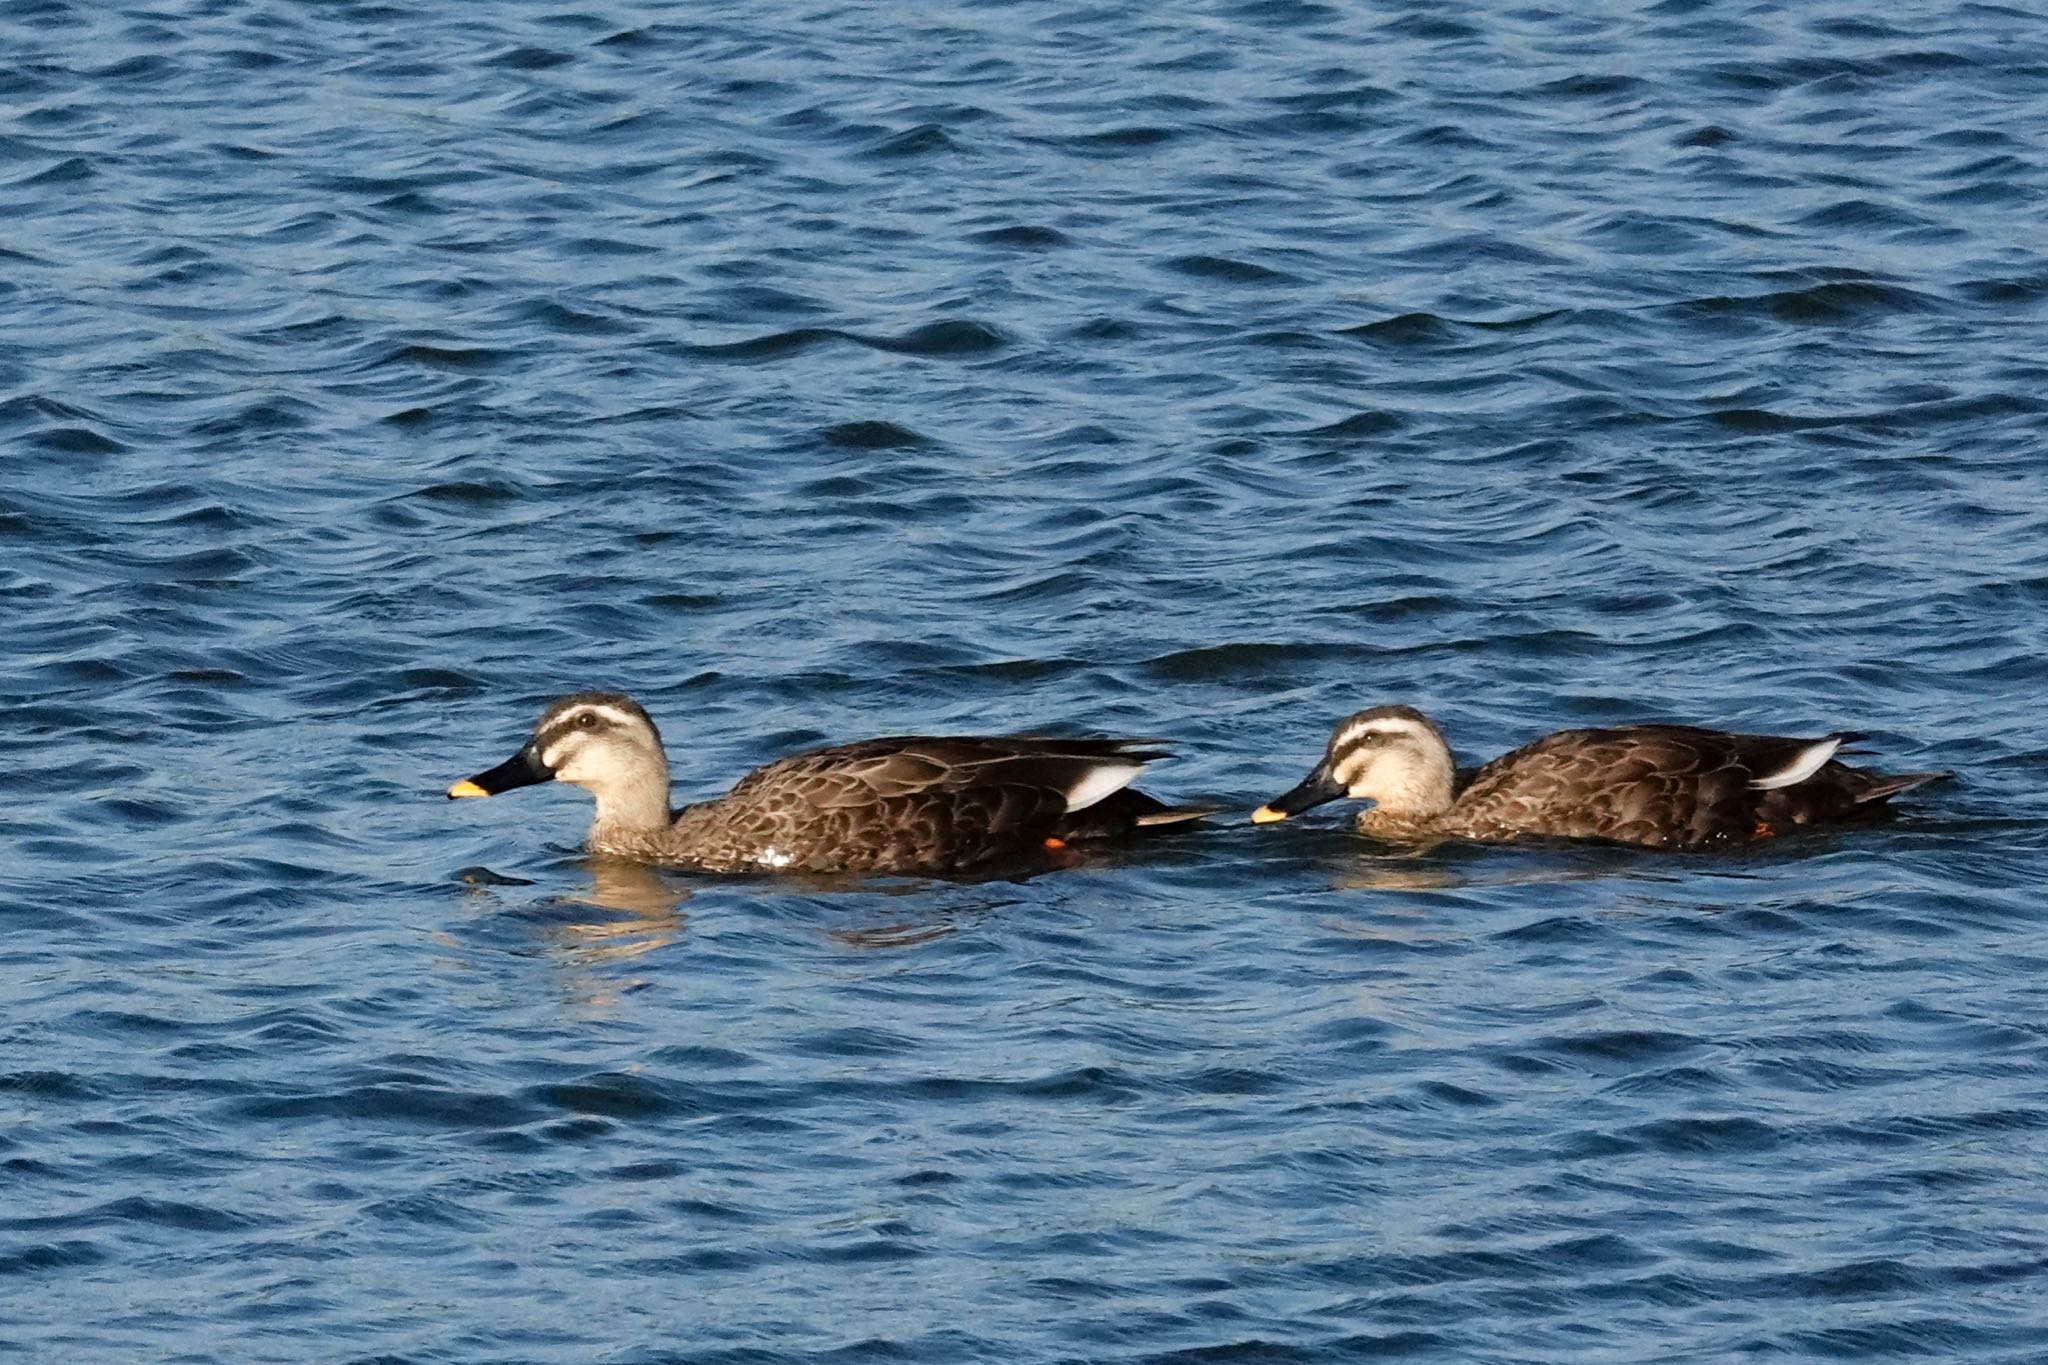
left=575, top=713, right=597, bottom=729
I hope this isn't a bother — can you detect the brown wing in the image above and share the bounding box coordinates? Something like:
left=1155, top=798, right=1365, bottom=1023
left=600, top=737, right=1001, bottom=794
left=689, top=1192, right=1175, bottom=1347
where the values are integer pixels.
left=1441, top=725, right=1829, bottom=849
left=738, top=736, right=1163, bottom=801
left=692, top=736, right=1173, bottom=873
left=693, top=776, right=1072, bottom=874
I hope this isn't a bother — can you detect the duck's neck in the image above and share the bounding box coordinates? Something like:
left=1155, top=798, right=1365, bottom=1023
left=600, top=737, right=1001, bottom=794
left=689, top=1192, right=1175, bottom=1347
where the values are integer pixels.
left=585, top=763, right=672, bottom=842
left=1367, top=748, right=1456, bottom=818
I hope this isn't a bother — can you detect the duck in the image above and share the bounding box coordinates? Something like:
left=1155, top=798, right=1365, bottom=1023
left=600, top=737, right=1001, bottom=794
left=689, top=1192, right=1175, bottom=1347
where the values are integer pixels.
left=447, top=691, right=1212, bottom=875
left=1251, top=704, right=1949, bottom=850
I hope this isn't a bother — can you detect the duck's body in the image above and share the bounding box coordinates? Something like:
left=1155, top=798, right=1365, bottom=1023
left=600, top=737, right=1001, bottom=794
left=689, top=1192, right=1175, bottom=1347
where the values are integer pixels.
left=449, top=693, right=1210, bottom=875
left=1255, top=706, right=1948, bottom=850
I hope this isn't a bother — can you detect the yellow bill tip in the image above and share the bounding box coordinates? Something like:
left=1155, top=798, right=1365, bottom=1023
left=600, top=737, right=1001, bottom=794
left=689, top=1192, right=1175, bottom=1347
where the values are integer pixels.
left=447, top=779, right=490, bottom=799
left=1250, top=805, right=1288, bottom=824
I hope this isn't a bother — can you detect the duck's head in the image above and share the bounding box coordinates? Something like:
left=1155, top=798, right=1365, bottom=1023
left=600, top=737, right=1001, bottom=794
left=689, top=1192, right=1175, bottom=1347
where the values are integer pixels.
left=1251, top=705, right=1455, bottom=823
left=448, top=692, right=671, bottom=827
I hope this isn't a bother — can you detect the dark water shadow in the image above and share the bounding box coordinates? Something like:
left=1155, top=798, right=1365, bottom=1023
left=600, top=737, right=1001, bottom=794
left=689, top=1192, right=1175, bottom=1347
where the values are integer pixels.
left=454, top=847, right=1079, bottom=961
left=1254, top=816, right=1966, bottom=896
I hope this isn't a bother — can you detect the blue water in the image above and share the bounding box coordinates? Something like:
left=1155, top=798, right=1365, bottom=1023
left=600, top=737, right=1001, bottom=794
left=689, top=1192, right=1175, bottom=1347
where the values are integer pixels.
left=6, top=0, right=2048, bottom=1359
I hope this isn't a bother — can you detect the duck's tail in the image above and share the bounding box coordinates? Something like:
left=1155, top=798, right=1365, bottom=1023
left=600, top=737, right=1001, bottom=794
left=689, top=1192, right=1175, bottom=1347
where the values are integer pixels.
left=1134, top=805, right=1223, bottom=828
left=1851, top=769, right=1954, bottom=805
left=1058, top=789, right=1219, bottom=840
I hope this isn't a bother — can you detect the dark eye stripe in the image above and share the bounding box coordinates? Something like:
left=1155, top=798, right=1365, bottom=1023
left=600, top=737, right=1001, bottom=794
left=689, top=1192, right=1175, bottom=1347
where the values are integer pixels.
left=1333, top=725, right=1412, bottom=769
left=536, top=713, right=604, bottom=752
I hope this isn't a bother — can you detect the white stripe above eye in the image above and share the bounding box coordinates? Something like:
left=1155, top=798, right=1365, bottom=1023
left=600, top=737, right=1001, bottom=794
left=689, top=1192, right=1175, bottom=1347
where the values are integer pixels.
left=1750, top=736, right=1843, bottom=790
left=541, top=704, right=642, bottom=749
left=1335, top=716, right=1429, bottom=752
left=539, top=709, right=630, bottom=768
left=1063, top=761, right=1143, bottom=813
left=575, top=704, right=642, bottom=729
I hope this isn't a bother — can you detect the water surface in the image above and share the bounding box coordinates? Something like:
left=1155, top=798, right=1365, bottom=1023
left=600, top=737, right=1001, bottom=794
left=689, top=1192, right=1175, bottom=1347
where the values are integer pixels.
left=6, top=1, right=2048, bottom=1360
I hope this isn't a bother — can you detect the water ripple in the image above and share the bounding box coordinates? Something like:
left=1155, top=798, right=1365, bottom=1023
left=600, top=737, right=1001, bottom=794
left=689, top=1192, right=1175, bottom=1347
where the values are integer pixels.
left=4, top=0, right=2046, bottom=1360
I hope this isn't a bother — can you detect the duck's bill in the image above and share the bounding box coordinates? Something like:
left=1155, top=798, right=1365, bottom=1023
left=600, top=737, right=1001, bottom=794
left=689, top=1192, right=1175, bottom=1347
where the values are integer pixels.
left=1250, top=768, right=1346, bottom=823
left=446, top=745, right=551, bottom=799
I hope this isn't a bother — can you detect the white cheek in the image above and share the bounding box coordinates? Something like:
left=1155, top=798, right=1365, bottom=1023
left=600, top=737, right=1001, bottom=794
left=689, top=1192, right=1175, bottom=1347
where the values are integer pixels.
left=755, top=847, right=794, bottom=869
left=546, top=736, right=610, bottom=783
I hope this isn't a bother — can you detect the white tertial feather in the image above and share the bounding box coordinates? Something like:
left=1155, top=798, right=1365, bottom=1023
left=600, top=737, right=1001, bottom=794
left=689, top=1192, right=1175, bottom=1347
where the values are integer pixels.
left=1063, top=761, right=1144, bottom=813
left=1750, top=736, right=1843, bottom=790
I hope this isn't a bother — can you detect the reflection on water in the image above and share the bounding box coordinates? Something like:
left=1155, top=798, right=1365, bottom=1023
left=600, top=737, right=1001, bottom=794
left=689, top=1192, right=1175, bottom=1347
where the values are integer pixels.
left=830, top=917, right=966, bottom=951
left=443, top=860, right=693, bottom=1008
left=1332, top=861, right=1470, bottom=893
left=472, top=855, right=1032, bottom=962
left=550, top=858, right=690, bottom=964
left=825, top=891, right=1032, bottom=950
left=1329, top=847, right=1666, bottom=894
left=10, top=0, right=2047, bottom=1356
left=570, top=857, right=693, bottom=920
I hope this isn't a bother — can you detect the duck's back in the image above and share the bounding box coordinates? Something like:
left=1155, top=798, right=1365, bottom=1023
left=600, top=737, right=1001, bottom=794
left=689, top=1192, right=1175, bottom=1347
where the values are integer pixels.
left=1436, top=725, right=1877, bottom=849
left=667, top=735, right=1181, bottom=873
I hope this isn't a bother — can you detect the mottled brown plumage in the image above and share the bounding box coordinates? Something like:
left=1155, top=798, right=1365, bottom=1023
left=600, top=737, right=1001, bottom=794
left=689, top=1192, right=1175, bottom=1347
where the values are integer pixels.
left=448, top=692, right=1210, bottom=875
left=1254, top=704, right=1949, bottom=850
